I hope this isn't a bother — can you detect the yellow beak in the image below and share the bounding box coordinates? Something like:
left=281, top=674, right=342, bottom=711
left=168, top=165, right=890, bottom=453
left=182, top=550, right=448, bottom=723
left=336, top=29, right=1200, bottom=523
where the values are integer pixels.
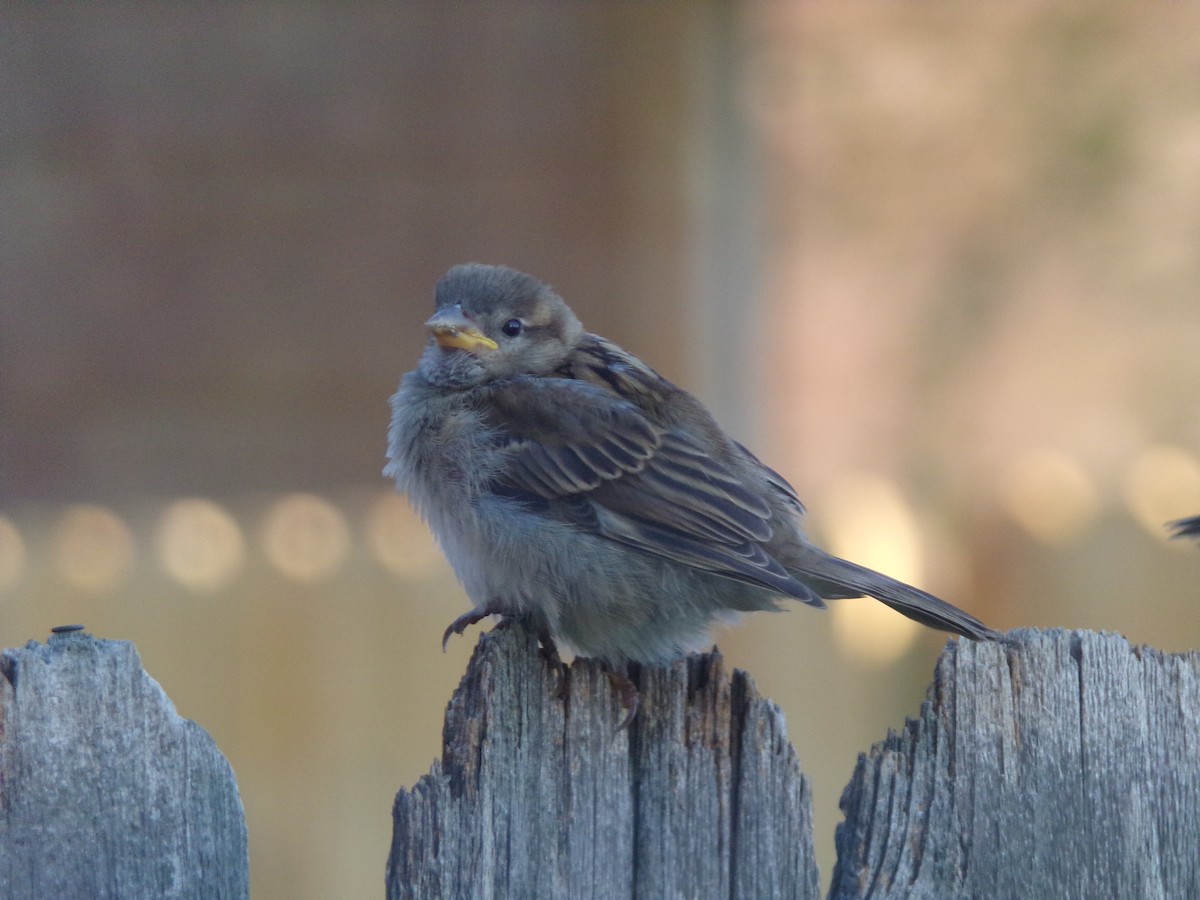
left=425, top=308, right=499, bottom=352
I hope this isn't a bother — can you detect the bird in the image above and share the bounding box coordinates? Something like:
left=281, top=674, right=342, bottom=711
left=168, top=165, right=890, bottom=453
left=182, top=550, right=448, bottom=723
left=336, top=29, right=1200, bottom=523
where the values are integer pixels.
left=385, top=263, right=997, bottom=707
left=1168, top=515, right=1200, bottom=540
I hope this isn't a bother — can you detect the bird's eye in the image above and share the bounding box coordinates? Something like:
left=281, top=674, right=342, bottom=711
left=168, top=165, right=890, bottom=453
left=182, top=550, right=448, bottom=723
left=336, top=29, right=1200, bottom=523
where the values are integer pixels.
left=501, top=318, right=524, bottom=337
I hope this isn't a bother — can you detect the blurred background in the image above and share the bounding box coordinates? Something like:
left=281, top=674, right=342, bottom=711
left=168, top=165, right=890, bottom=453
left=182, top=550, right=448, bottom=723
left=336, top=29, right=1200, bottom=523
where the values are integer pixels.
left=3, top=3, right=1200, bottom=897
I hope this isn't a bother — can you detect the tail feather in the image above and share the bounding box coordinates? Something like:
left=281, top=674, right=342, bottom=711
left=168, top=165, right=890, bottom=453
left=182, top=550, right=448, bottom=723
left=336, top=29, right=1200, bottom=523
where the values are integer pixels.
left=1168, top=515, right=1200, bottom=540
left=788, top=551, right=997, bottom=641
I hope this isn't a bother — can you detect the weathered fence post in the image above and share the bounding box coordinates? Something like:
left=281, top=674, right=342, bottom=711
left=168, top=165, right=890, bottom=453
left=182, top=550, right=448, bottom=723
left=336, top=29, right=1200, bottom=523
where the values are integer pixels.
left=7, top=624, right=1193, bottom=896
left=0, top=629, right=249, bottom=900
left=832, top=629, right=1200, bottom=899
left=387, top=625, right=820, bottom=899
left=391, top=626, right=1200, bottom=899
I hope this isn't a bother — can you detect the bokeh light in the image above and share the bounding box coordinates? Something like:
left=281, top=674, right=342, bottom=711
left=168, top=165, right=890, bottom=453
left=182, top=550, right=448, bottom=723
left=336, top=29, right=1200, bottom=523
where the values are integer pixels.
left=0, top=514, right=27, bottom=589
left=53, top=504, right=136, bottom=593
left=1000, top=451, right=1101, bottom=543
left=156, top=498, right=246, bottom=592
left=819, top=474, right=924, bottom=666
left=260, top=494, right=351, bottom=584
left=1122, top=445, right=1200, bottom=538
left=364, top=491, right=443, bottom=579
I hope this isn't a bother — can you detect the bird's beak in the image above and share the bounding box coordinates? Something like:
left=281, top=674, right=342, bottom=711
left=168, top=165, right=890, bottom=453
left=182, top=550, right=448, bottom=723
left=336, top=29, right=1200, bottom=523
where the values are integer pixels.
left=425, top=307, right=498, bottom=352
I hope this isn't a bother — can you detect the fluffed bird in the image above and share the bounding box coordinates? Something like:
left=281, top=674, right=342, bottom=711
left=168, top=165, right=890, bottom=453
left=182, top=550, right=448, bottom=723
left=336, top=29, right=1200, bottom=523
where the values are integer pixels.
left=386, top=263, right=996, bottom=680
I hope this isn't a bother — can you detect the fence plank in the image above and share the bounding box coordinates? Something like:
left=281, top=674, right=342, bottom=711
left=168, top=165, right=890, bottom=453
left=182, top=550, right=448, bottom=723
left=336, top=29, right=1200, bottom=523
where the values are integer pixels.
left=0, top=629, right=249, bottom=900
left=831, top=629, right=1200, bottom=899
left=387, top=625, right=819, bottom=899
left=11, top=624, right=1194, bottom=896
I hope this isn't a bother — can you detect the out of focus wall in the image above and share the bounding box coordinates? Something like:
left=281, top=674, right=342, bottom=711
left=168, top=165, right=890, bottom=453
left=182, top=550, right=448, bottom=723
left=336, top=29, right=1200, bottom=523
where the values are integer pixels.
left=3, top=4, right=1199, bottom=897
left=1, top=6, right=705, bottom=898
left=733, top=3, right=1200, bottom=876
left=0, top=4, right=697, bottom=503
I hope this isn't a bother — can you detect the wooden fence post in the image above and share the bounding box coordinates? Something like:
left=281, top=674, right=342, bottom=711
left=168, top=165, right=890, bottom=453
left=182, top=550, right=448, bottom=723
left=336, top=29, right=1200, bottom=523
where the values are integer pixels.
left=6, top=625, right=1193, bottom=897
left=0, top=629, right=249, bottom=900
left=392, top=626, right=1200, bottom=899
left=832, top=629, right=1200, bottom=898
left=387, top=625, right=820, bottom=899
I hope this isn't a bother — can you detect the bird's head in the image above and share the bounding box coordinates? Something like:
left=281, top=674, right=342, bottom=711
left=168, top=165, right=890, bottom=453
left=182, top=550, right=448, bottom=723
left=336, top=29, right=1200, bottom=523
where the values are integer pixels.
left=418, top=263, right=584, bottom=387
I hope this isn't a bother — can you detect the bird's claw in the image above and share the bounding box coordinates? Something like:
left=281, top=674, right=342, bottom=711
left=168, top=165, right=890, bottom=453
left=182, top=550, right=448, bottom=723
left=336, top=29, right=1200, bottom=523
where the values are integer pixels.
left=441, top=608, right=497, bottom=651
left=604, top=669, right=641, bottom=731
left=441, top=610, right=570, bottom=703
left=535, top=630, right=570, bottom=699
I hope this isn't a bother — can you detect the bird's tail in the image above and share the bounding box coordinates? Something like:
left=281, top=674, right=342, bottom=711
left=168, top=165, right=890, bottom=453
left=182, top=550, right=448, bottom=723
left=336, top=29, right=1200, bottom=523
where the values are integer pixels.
left=1168, top=515, right=1200, bottom=540
left=787, top=550, right=997, bottom=641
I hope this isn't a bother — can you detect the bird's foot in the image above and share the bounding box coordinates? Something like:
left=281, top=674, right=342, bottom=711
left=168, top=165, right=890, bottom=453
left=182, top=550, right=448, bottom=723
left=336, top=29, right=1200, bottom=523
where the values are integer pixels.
left=441, top=604, right=507, bottom=651
left=603, top=668, right=641, bottom=731
left=495, top=615, right=570, bottom=696
left=442, top=609, right=569, bottom=696
left=533, top=629, right=570, bottom=699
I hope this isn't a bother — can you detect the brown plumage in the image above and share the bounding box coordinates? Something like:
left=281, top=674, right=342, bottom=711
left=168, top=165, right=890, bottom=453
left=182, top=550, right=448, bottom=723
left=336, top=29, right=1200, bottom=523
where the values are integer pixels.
left=386, top=263, right=997, bottom=666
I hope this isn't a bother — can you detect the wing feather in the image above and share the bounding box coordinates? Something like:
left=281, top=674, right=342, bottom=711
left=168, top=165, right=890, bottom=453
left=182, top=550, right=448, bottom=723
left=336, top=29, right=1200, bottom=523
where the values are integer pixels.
left=480, top=362, right=818, bottom=604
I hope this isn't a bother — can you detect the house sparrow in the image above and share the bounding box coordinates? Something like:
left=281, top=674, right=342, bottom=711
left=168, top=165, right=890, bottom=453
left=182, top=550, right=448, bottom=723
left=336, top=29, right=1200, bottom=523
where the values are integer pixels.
left=1168, top=515, right=1200, bottom=540
left=386, top=263, right=996, bottom=674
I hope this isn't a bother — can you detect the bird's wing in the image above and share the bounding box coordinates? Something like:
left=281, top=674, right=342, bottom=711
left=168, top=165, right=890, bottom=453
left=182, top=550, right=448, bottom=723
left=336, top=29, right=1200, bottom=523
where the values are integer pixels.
left=483, top=375, right=823, bottom=602
left=483, top=375, right=660, bottom=494
left=734, top=440, right=805, bottom=514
